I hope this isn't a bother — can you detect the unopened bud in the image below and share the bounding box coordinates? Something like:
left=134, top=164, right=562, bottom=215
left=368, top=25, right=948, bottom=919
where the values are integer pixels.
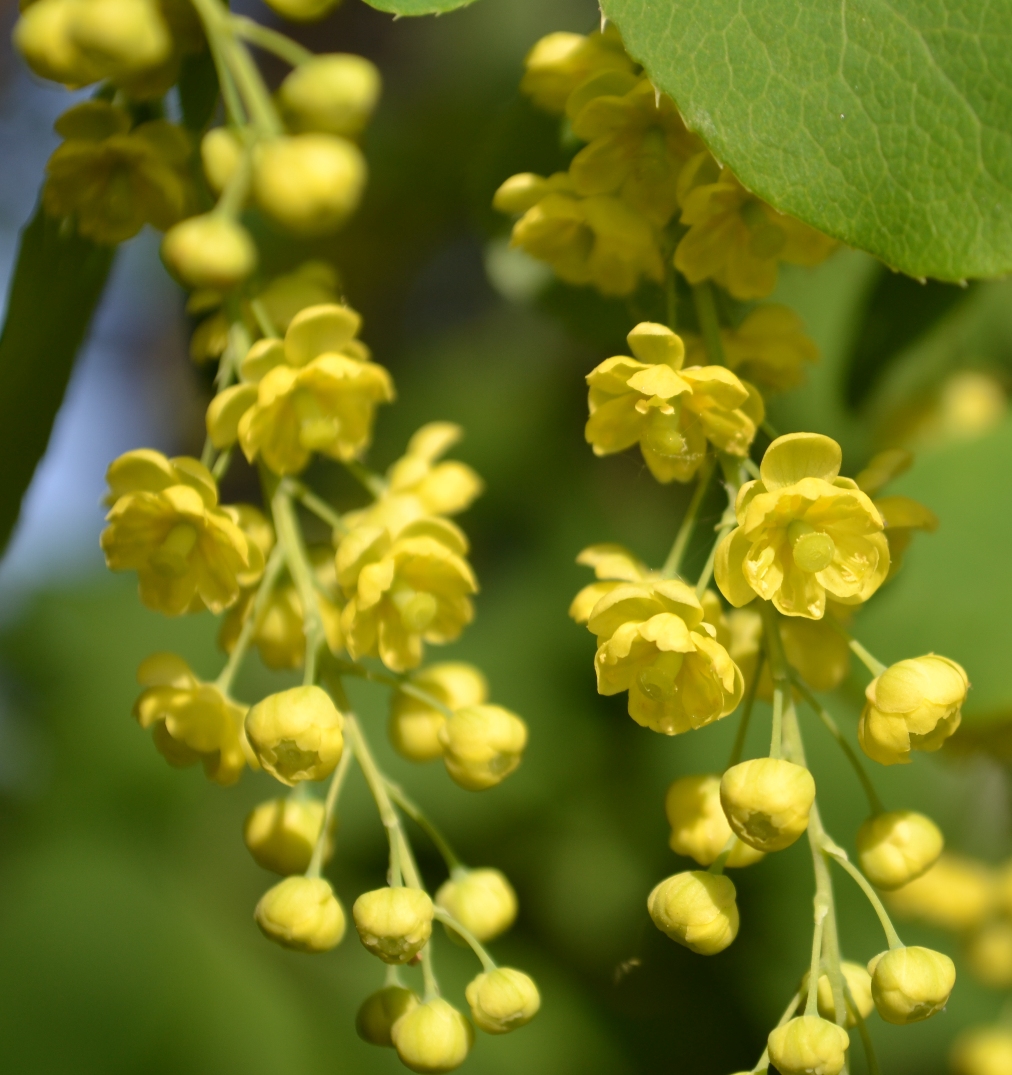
left=869, top=945, right=955, bottom=1024
left=465, top=968, right=540, bottom=1034
left=278, top=54, right=381, bottom=137
left=720, top=757, right=815, bottom=852
left=966, top=921, right=1012, bottom=989
left=243, top=796, right=331, bottom=875
left=244, top=685, right=344, bottom=785
left=161, top=214, right=257, bottom=291
left=252, top=134, right=366, bottom=235
left=353, top=886, right=434, bottom=964
left=647, top=870, right=739, bottom=955
left=254, top=875, right=345, bottom=952
left=665, top=774, right=764, bottom=868
left=69, top=0, right=171, bottom=79
left=201, top=127, right=244, bottom=195
left=14, top=0, right=100, bottom=86
left=952, top=1026, right=1012, bottom=1075
left=800, top=961, right=874, bottom=1027
left=262, top=0, right=341, bottom=23
left=767, top=1015, right=849, bottom=1075
left=435, top=868, right=517, bottom=943
left=391, top=997, right=473, bottom=1073
left=856, top=810, right=943, bottom=890
left=356, top=985, right=419, bottom=1047
left=389, top=662, right=487, bottom=763
left=886, top=853, right=995, bottom=932
left=438, top=704, right=528, bottom=791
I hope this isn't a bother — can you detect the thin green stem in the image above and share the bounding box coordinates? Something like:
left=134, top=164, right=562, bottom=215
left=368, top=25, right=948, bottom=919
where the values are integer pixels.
left=708, top=835, right=735, bottom=876
left=761, top=419, right=781, bottom=441
left=728, top=653, right=764, bottom=769
left=824, top=616, right=888, bottom=676
left=751, top=989, right=804, bottom=1073
left=391, top=827, right=441, bottom=1001
left=331, top=658, right=455, bottom=718
left=231, top=14, right=312, bottom=66
left=212, top=447, right=233, bottom=482
left=821, top=838, right=903, bottom=950
left=282, top=478, right=348, bottom=535
left=692, top=282, right=726, bottom=366
left=695, top=468, right=740, bottom=597
left=272, top=486, right=325, bottom=685
left=758, top=601, right=789, bottom=759
left=305, top=744, right=354, bottom=879
left=206, top=36, right=246, bottom=125
left=822, top=898, right=848, bottom=1038
left=342, top=459, right=387, bottom=499
left=805, top=898, right=827, bottom=1016
left=200, top=437, right=215, bottom=469
left=344, top=713, right=404, bottom=887
left=662, top=456, right=715, bottom=578
left=432, top=907, right=497, bottom=973
left=385, top=780, right=464, bottom=873
left=791, top=673, right=885, bottom=815
left=744, top=457, right=761, bottom=480
left=847, top=981, right=881, bottom=1075
left=664, top=262, right=678, bottom=331
left=214, top=138, right=253, bottom=219
left=249, top=298, right=280, bottom=339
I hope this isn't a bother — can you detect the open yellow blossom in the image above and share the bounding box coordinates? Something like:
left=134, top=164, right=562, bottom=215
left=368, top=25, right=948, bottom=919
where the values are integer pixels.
left=585, top=321, right=762, bottom=483
left=675, top=154, right=836, bottom=300
left=520, top=26, right=635, bottom=115
left=569, top=78, right=701, bottom=227
left=101, top=449, right=263, bottom=615
left=588, top=578, right=743, bottom=734
left=337, top=517, right=477, bottom=673
left=133, top=652, right=250, bottom=785
left=569, top=541, right=655, bottom=626
left=494, top=171, right=663, bottom=296
left=715, top=433, right=889, bottom=618
left=43, top=101, right=192, bottom=244
left=685, top=305, right=819, bottom=393
left=205, top=304, right=393, bottom=475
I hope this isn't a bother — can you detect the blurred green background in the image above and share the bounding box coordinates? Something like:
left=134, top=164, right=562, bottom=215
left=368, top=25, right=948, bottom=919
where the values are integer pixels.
left=2, top=0, right=1012, bottom=1072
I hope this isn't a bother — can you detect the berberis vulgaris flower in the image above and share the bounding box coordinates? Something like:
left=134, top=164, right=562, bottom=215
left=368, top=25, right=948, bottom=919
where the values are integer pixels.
left=715, top=432, right=890, bottom=618
left=585, top=321, right=762, bottom=483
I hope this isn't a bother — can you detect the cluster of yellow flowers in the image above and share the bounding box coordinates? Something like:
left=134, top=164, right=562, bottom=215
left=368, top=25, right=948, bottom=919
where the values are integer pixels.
left=12, top=0, right=544, bottom=1067
left=499, top=22, right=974, bottom=1075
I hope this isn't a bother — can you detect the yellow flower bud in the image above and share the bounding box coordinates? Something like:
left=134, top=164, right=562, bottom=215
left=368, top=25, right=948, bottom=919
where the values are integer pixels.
left=390, top=997, right=473, bottom=1074
left=389, top=662, right=487, bottom=762
left=244, top=685, right=344, bottom=786
left=767, top=1015, right=849, bottom=1075
left=68, top=0, right=171, bottom=81
left=435, top=868, right=517, bottom=943
left=800, top=961, right=874, bottom=1028
left=252, top=134, right=366, bottom=235
left=664, top=774, right=765, bottom=868
left=162, top=213, right=258, bottom=291
left=278, top=54, right=381, bottom=137
left=353, top=886, right=434, bottom=964
left=952, top=1026, right=1012, bottom=1075
left=886, top=853, right=995, bottom=932
left=262, top=0, right=341, bottom=24
left=647, top=870, right=739, bottom=955
left=356, top=986, right=419, bottom=1047
left=520, top=27, right=635, bottom=115
left=14, top=0, right=101, bottom=86
left=465, top=968, right=540, bottom=1034
left=201, top=127, right=243, bottom=195
left=720, top=758, right=816, bottom=852
left=254, top=876, right=346, bottom=952
left=869, top=945, right=955, bottom=1024
left=438, top=704, right=528, bottom=791
left=243, top=797, right=332, bottom=875
left=858, top=655, right=968, bottom=765
left=856, top=810, right=944, bottom=890
left=965, top=921, right=1012, bottom=988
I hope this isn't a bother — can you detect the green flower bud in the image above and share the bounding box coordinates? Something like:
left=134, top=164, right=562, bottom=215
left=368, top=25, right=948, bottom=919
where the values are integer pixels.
left=244, top=685, right=344, bottom=786
left=161, top=214, right=257, bottom=291
left=767, top=1015, right=849, bottom=1075
left=69, top=0, right=171, bottom=80
left=252, top=134, right=366, bottom=235
left=254, top=875, right=345, bottom=952
left=353, top=886, right=434, bottom=964
left=356, top=986, right=419, bottom=1048
left=201, top=127, right=243, bottom=196
left=856, top=810, right=943, bottom=890
left=14, top=0, right=101, bottom=86
left=243, top=796, right=332, bottom=875
left=278, top=54, right=381, bottom=137
left=438, top=704, right=528, bottom=791
left=952, top=1026, right=1012, bottom=1075
left=720, top=757, right=815, bottom=852
left=647, top=870, right=739, bottom=955
left=435, top=868, right=517, bottom=943
left=465, top=968, right=540, bottom=1034
left=869, top=945, right=956, bottom=1024
left=665, top=774, right=765, bottom=868
left=262, top=0, right=341, bottom=24
left=390, top=997, right=474, bottom=1074
left=799, top=960, right=874, bottom=1028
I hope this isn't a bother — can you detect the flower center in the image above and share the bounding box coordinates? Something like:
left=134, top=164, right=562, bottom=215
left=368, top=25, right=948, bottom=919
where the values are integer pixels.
left=390, top=585, right=438, bottom=632
left=787, top=520, right=835, bottom=573
left=293, top=389, right=340, bottom=450
left=642, top=410, right=686, bottom=458
left=150, top=522, right=198, bottom=577
left=637, top=652, right=685, bottom=701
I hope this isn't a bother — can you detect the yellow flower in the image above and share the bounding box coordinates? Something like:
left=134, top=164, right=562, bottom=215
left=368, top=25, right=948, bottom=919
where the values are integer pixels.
left=389, top=662, right=488, bottom=762
left=886, top=853, right=995, bottom=933
left=254, top=876, right=346, bottom=952
left=856, top=810, right=944, bottom=890
left=868, top=945, right=955, bottom=1025
left=337, top=517, right=477, bottom=673
left=674, top=154, right=836, bottom=300
left=585, top=321, right=762, bottom=483
left=244, top=685, right=344, bottom=786
left=569, top=541, right=655, bottom=626
left=243, top=797, right=332, bottom=876
left=720, top=758, right=816, bottom=852
left=277, top=53, right=381, bottom=138
left=438, top=704, right=528, bottom=791
left=800, top=961, right=874, bottom=1028
left=685, top=305, right=819, bottom=392
left=132, top=652, right=250, bottom=785
left=494, top=171, right=663, bottom=296
left=952, top=1026, right=1012, bottom=1075
left=435, top=868, right=517, bottom=942
left=465, top=969, right=540, bottom=1034
left=589, top=577, right=744, bottom=735
left=43, top=101, right=192, bottom=244
left=356, top=987, right=420, bottom=1048
left=101, top=449, right=263, bottom=615
left=715, top=433, right=890, bottom=618
left=767, top=1015, right=849, bottom=1075
left=207, top=303, right=393, bottom=475
left=390, top=997, right=473, bottom=1074
left=353, top=886, right=434, bottom=964
left=520, top=26, right=635, bottom=115
left=858, top=654, right=968, bottom=765
left=965, top=922, right=1012, bottom=988
left=647, top=870, right=739, bottom=954
left=569, top=78, right=701, bottom=226
left=664, top=774, right=765, bottom=868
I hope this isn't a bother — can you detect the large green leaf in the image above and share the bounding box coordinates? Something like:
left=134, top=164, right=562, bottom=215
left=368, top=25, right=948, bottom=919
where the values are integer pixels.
left=601, top=0, right=1012, bottom=282
left=360, top=0, right=480, bottom=13
left=0, top=204, right=115, bottom=555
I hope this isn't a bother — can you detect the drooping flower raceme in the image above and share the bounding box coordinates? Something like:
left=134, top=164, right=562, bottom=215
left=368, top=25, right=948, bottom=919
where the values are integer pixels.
left=585, top=321, right=762, bottom=483
left=715, top=433, right=890, bottom=618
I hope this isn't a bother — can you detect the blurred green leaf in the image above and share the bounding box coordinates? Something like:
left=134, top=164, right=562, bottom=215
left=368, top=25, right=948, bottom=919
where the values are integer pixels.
left=0, top=203, right=115, bottom=555
left=360, top=0, right=482, bottom=14
left=178, top=49, right=220, bottom=133
left=601, top=0, right=1012, bottom=281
